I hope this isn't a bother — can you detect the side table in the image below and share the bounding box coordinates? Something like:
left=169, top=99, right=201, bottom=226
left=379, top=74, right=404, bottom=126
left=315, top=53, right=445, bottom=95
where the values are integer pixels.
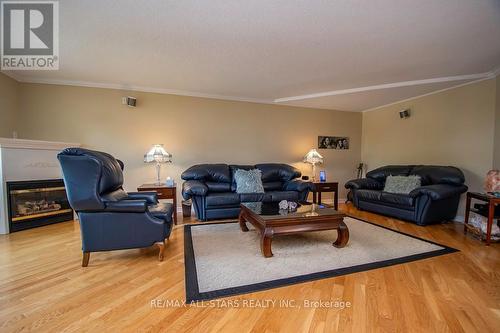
left=312, top=182, right=339, bottom=210
left=464, top=192, right=500, bottom=245
left=137, top=184, right=178, bottom=224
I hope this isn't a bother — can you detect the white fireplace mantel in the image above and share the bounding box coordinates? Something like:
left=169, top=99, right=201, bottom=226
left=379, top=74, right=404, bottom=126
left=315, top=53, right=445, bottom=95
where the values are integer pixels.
left=0, top=138, right=81, bottom=234
left=0, top=138, right=81, bottom=150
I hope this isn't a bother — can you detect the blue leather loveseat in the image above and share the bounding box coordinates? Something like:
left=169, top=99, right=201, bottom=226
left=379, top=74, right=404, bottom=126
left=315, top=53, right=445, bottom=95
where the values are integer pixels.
left=345, top=165, right=468, bottom=225
left=182, top=163, right=314, bottom=221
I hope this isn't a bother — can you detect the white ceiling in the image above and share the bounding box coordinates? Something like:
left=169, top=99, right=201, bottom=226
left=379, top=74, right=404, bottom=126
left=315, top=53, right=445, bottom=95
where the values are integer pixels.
left=4, top=0, right=500, bottom=111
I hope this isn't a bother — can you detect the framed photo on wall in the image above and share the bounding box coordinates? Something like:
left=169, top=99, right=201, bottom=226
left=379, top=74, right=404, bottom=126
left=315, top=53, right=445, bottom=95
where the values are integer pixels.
left=318, top=136, right=349, bottom=150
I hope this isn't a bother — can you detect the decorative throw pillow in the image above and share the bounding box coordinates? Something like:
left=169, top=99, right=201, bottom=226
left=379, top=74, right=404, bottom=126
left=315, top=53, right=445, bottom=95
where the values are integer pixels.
left=234, top=169, right=265, bottom=194
left=383, top=175, right=421, bottom=194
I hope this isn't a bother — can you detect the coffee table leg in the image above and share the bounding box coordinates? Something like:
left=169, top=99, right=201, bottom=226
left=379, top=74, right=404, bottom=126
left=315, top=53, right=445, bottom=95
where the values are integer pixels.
left=238, top=211, right=249, bottom=232
left=261, top=229, right=274, bottom=257
left=333, top=221, right=349, bottom=248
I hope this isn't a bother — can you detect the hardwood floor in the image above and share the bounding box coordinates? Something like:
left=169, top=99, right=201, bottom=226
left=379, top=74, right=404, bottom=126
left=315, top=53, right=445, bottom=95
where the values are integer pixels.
left=0, top=203, right=498, bottom=332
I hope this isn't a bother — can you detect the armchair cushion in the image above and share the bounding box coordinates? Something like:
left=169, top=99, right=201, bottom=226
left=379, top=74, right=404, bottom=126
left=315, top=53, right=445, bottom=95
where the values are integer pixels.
left=101, top=188, right=129, bottom=202
left=283, top=179, right=314, bottom=192
left=126, top=191, right=158, bottom=204
left=409, top=184, right=468, bottom=200
left=182, top=180, right=209, bottom=199
left=104, top=200, right=147, bottom=213
left=148, top=202, right=174, bottom=222
left=345, top=178, right=383, bottom=190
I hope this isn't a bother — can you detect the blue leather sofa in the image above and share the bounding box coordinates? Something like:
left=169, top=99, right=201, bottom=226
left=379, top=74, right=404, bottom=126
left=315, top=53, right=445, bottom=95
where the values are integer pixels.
left=182, top=163, right=314, bottom=221
left=345, top=165, right=468, bottom=225
left=58, top=148, right=174, bottom=266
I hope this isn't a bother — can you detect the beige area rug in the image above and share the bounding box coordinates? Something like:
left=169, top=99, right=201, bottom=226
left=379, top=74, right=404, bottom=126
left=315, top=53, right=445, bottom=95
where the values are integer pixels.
left=184, top=217, right=457, bottom=301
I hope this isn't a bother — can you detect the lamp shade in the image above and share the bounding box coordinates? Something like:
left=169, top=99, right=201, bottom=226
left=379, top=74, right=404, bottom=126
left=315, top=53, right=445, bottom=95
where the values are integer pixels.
left=144, top=144, right=172, bottom=163
left=303, top=149, right=323, bottom=165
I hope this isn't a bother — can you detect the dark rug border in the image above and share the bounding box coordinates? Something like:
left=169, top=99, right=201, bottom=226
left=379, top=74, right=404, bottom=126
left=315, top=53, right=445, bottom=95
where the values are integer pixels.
left=184, top=217, right=459, bottom=302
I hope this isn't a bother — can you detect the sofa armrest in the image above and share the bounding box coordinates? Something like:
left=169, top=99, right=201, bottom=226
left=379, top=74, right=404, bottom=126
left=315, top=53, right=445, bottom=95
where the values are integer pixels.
left=104, top=200, right=147, bottom=213
left=345, top=178, right=383, bottom=190
left=126, top=192, right=158, bottom=204
left=409, top=184, right=468, bottom=200
left=283, top=179, right=314, bottom=192
left=182, top=180, right=208, bottom=199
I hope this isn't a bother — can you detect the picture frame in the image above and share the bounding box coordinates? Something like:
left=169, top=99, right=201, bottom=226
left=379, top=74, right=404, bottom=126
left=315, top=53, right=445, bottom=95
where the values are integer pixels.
left=318, top=136, right=349, bottom=150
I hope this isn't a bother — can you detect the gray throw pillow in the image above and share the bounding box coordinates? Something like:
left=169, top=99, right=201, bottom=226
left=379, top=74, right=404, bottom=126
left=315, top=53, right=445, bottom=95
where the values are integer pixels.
left=383, top=175, right=421, bottom=194
left=234, top=169, right=265, bottom=194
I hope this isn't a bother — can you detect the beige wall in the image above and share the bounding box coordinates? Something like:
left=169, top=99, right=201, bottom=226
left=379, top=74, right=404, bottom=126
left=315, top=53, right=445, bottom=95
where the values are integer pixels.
left=5, top=72, right=499, bottom=217
left=0, top=73, right=19, bottom=137
left=361, top=78, right=497, bottom=217
left=494, top=76, right=500, bottom=169
left=15, top=83, right=362, bottom=201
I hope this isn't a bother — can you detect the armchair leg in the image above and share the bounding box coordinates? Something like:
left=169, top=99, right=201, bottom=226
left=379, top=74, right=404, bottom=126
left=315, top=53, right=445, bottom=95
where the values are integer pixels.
left=82, top=252, right=90, bottom=267
left=155, top=241, right=165, bottom=261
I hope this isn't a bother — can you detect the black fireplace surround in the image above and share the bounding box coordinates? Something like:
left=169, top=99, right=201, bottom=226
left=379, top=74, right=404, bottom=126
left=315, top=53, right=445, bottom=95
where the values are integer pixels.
left=7, top=179, right=73, bottom=232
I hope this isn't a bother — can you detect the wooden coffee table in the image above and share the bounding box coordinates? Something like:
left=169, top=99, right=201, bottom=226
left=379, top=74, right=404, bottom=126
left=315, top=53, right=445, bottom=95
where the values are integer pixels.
left=238, top=202, right=349, bottom=258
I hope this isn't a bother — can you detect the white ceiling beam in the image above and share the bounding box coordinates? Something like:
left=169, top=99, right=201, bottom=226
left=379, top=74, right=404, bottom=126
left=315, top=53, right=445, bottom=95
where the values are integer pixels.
left=274, top=72, right=495, bottom=103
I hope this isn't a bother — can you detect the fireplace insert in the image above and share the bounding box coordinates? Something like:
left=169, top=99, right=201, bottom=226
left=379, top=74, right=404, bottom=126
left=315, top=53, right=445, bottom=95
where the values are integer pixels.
left=7, top=179, right=73, bottom=232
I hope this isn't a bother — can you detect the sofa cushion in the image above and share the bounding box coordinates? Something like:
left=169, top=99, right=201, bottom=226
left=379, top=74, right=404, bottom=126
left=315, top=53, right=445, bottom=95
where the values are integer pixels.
left=267, top=191, right=299, bottom=202
left=205, top=181, right=232, bottom=193
left=240, top=193, right=271, bottom=202
left=355, top=189, right=382, bottom=202
left=181, top=164, right=231, bottom=183
left=410, top=166, right=465, bottom=186
left=366, top=165, right=414, bottom=183
left=380, top=192, right=415, bottom=208
left=206, top=192, right=240, bottom=208
left=234, top=169, right=265, bottom=194
left=263, top=181, right=283, bottom=191
left=229, top=165, right=254, bottom=191
left=255, top=164, right=301, bottom=183
left=383, top=175, right=421, bottom=194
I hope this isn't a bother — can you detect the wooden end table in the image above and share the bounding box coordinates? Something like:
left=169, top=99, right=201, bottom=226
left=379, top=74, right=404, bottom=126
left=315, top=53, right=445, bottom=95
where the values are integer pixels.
left=464, top=192, right=500, bottom=245
left=239, top=202, right=348, bottom=257
left=137, top=184, right=177, bottom=224
left=312, top=182, right=339, bottom=210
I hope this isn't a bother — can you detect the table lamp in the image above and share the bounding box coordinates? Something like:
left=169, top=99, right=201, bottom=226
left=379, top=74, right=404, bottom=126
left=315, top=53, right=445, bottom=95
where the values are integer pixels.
left=303, top=149, right=323, bottom=182
left=144, top=144, right=172, bottom=185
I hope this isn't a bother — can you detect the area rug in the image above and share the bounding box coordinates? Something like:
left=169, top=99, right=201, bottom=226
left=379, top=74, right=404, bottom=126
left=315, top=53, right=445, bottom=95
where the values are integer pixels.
left=184, top=217, right=457, bottom=301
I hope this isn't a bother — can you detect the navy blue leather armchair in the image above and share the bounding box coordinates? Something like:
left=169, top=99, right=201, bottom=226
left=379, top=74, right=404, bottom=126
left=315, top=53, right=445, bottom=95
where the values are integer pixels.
left=58, top=148, right=174, bottom=266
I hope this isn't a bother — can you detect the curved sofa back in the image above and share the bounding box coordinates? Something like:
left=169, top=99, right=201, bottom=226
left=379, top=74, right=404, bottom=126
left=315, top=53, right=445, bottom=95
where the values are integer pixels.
left=181, top=163, right=301, bottom=192
left=366, top=165, right=465, bottom=186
